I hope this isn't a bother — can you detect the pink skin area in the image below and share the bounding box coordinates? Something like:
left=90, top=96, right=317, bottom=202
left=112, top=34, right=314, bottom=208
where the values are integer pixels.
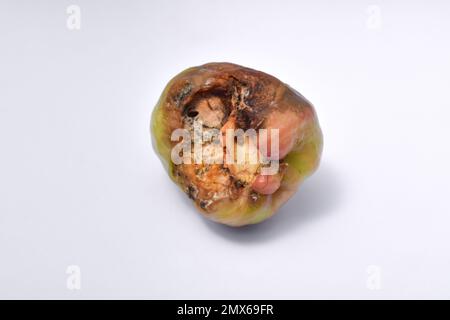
left=251, top=174, right=282, bottom=195
left=252, top=109, right=306, bottom=194
left=259, top=109, right=305, bottom=160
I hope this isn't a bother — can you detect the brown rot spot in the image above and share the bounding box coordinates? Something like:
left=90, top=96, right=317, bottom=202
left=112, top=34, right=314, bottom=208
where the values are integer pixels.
left=199, top=200, right=212, bottom=210
left=234, top=179, right=246, bottom=189
left=236, top=109, right=252, bottom=130
left=174, top=82, right=192, bottom=107
left=183, top=93, right=231, bottom=128
left=186, top=185, right=197, bottom=200
left=250, top=191, right=259, bottom=202
left=187, top=110, right=199, bottom=118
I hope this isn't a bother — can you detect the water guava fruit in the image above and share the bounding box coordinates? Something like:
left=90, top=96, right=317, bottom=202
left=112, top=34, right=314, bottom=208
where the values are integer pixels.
left=151, top=62, right=323, bottom=227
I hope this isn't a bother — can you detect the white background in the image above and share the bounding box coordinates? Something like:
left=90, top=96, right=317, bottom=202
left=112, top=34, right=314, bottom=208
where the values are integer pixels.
left=1, top=0, right=450, bottom=299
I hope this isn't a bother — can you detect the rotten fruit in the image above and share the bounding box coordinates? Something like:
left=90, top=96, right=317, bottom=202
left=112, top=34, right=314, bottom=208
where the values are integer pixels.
left=151, top=62, right=323, bottom=226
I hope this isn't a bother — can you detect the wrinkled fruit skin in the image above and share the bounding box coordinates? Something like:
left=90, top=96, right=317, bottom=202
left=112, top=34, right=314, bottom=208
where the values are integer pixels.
left=151, top=62, right=323, bottom=227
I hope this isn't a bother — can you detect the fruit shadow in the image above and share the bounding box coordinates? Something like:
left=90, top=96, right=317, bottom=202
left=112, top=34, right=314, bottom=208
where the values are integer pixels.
left=201, top=163, right=341, bottom=243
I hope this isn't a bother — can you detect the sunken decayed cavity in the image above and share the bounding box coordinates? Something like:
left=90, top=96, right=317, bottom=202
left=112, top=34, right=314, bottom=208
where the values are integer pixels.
left=175, top=81, right=268, bottom=212
left=151, top=62, right=323, bottom=226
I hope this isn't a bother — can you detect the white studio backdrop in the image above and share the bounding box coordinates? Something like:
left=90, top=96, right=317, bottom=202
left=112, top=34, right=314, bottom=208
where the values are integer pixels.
left=0, top=0, right=450, bottom=299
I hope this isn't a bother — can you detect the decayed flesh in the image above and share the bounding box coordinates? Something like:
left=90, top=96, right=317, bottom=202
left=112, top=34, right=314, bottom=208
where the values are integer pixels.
left=176, top=88, right=262, bottom=212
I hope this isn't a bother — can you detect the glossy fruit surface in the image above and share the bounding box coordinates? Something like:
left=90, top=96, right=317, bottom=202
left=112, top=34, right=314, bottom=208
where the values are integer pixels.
left=151, top=62, right=323, bottom=226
